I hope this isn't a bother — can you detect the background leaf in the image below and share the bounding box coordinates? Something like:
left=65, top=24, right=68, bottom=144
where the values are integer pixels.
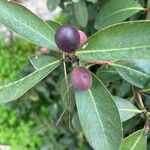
left=111, top=60, right=150, bottom=88
left=73, top=0, right=88, bottom=27
left=0, top=59, right=60, bottom=103
left=75, top=74, right=122, bottom=150
left=96, top=65, right=121, bottom=82
left=60, top=75, right=75, bottom=111
left=72, top=112, right=82, bottom=132
left=95, top=0, right=144, bottom=29
left=148, top=0, right=150, bottom=8
left=121, top=129, right=147, bottom=150
left=47, top=0, right=60, bottom=11
left=0, top=0, right=58, bottom=50
left=46, top=20, right=61, bottom=32
left=113, top=96, right=142, bottom=122
left=76, top=21, right=150, bottom=61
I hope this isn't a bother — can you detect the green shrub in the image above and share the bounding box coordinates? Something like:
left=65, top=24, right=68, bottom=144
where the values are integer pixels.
left=0, top=37, right=36, bottom=84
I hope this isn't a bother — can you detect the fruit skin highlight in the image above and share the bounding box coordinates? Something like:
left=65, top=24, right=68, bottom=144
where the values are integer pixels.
left=78, top=30, right=87, bottom=45
left=55, top=25, right=80, bottom=53
left=71, top=66, right=92, bottom=91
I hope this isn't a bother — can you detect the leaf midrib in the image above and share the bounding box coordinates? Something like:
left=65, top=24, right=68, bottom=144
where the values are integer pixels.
left=77, top=45, right=150, bottom=54
left=0, top=3, right=57, bottom=48
left=131, top=133, right=143, bottom=150
left=88, top=89, right=109, bottom=149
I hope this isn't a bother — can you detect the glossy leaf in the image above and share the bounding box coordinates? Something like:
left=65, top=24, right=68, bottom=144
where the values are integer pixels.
left=76, top=21, right=150, bottom=61
left=47, top=0, right=60, bottom=11
left=29, top=55, right=59, bottom=70
left=75, top=74, right=122, bottom=150
left=0, top=0, right=58, bottom=50
left=95, top=0, right=144, bottom=29
left=74, top=0, right=88, bottom=27
left=0, top=59, right=60, bottom=103
left=111, top=60, right=150, bottom=88
left=113, top=96, right=142, bottom=122
left=121, top=129, right=147, bottom=150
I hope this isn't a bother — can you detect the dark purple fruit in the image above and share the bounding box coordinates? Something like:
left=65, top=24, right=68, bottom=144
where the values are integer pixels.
left=71, top=66, right=92, bottom=91
left=55, top=25, right=80, bottom=53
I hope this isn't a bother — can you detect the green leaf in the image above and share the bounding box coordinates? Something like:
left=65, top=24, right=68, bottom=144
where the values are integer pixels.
left=29, top=55, right=59, bottom=70
left=76, top=21, right=150, bottom=61
left=0, top=0, right=58, bottom=50
left=113, top=96, right=142, bottom=122
left=75, top=74, right=122, bottom=150
left=46, top=20, right=61, bottom=32
left=131, top=60, right=150, bottom=74
left=111, top=60, right=150, bottom=88
left=148, top=0, right=150, bottom=8
left=0, top=59, right=60, bottom=103
left=47, top=0, right=60, bottom=11
left=72, top=112, right=82, bottom=132
left=121, top=129, right=147, bottom=150
left=95, top=0, right=144, bottom=29
left=96, top=65, right=121, bottom=82
left=74, top=0, right=88, bottom=27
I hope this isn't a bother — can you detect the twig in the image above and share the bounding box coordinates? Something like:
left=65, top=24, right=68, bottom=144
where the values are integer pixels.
left=80, top=60, right=112, bottom=65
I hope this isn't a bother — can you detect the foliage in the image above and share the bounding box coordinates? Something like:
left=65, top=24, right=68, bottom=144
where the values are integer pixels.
left=0, top=0, right=150, bottom=149
left=0, top=37, right=36, bottom=84
left=0, top=104, right=42, bottom=149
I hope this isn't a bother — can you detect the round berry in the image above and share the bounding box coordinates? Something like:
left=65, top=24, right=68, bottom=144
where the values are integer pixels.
left=78, top=30, right=87, bottom=45
left=55, top=25, right=80, bottom=53
left=71, top=66, right=92, bottom=91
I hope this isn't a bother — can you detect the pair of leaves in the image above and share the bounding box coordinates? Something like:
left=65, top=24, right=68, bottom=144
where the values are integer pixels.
left=95, top=0, right=144, bottom=29
left=0, top=0, right=150, bottom=62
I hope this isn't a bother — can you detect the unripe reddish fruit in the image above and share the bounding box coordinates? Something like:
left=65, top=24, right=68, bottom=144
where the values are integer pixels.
left=71, top=66, right=92, bottom=91
left=55, top=25, right=80, bottom=53
left=78, top=30, right=87, bottom=45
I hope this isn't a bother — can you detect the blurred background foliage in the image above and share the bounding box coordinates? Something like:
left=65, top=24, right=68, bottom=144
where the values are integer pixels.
left=0, top=0, right=149, bottom=149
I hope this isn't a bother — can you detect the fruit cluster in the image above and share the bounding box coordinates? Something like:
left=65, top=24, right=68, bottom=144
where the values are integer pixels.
left=55, top=25, right=92, bottom=91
